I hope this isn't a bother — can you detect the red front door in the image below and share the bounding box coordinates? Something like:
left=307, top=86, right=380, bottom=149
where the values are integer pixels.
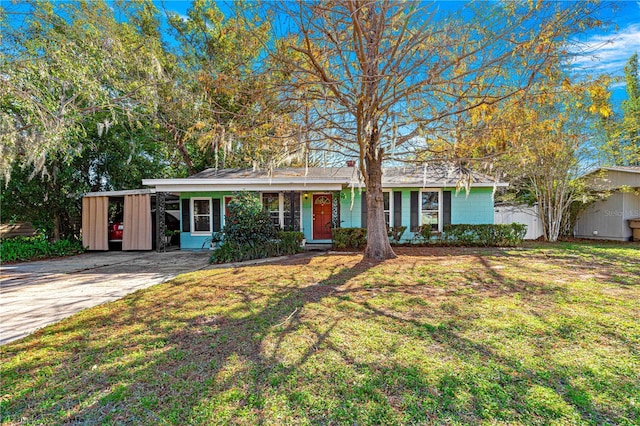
left=313, top=194, right=333, bottom=240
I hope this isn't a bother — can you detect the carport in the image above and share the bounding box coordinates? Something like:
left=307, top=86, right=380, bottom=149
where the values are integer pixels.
left=82, top=189, right=178, bottom=251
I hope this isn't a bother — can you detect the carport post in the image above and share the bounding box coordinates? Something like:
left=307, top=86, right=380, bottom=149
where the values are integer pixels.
left=156, top=192, right=167, bottom=252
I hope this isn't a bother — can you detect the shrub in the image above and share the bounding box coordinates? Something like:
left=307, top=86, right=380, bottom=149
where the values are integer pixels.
left=332, top=228, right=367, bottom=250
left=210, top=232, right=304, bottom=264
left=210, top=241, right=275, bottom=263
left=387, top=226, right=407, bottom=243
left=278, top=231, right=305, bottom=254
left=209, top=192, right=305, bottom=263
left=223, top=192, right=277, bottom=245
left=0, top=235, right=85, bottom=262
left=425, top=223, right=527, bottom=247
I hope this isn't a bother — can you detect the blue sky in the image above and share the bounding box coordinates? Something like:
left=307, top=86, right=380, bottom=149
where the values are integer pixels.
left=157, top=0, right=640, bottom=105
left=568, top=1, right=640, bottom=103
left=4, top=0, right=639, bottom=104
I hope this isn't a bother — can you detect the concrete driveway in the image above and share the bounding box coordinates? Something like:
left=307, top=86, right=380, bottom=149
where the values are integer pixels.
left=0, top=250, right=211, bottom=345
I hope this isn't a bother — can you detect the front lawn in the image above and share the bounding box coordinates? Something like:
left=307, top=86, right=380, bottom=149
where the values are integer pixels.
left=1, top=242, right=639, bottom=424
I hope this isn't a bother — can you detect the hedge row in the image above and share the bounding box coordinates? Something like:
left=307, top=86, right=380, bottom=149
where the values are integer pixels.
left=332, top=223, right=527, bottom=249
left=426, top=224, right=527, bottom=247
left=331, top=228, right=367, bottom=249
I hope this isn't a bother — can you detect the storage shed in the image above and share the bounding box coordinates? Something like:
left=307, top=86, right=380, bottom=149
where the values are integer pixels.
left=574, top=167, right=640, bottom=241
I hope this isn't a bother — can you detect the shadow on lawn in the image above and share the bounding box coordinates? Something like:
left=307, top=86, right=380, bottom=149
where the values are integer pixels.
left=2, top=251, right=637, bottom=424
left=2, top=255, right=375, bottom=424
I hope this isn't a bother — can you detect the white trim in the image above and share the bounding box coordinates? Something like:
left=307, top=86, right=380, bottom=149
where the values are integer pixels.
left=147, top=183, right=344, bottom=193
left=144, top=181, right=506, bottom=193
left=419, top=189, right=442, bottom=232
left=311, top=193, right=333, bottom=240
left=143, top=175, right=508, bottom=189
left=84, top=189, right=156, bottom=197
left=353, top=182, right=508, bottom=188
left=279, top=193, right=285, bottom=227
left=190, top=197, right=212, bottom=235
left=143, top=178, right=349, bottom=186
left=299, top=192, right=304, bottom=235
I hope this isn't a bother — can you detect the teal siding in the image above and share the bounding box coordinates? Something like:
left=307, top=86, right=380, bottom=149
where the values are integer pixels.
left=340, top=188, right=413, bottom=241
left=301, top=195, right=313, bottom=241
left=340, top=187, right=494, bottom=241
left=176, top=187, right=494, bottom=249
left=449, top=187, right=495, bottom=225
left=180, top=190, right=318, bottom=246
left=340, top=189, right=364, bottom=228
left=180, top=191, right=235, bottom=250
left=390, top=188, right=418, bottom=241
left=400, top=190, right=413, bottom=241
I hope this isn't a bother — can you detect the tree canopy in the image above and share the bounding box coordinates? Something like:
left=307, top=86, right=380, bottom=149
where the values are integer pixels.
left=271, top=0, right=605, bottom=259
left=0, top=0, right=623, bottom=252
left=0, top=0, right=168, bottom=180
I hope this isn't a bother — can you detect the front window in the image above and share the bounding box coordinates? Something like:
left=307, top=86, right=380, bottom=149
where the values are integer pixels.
left=383, top=191, right=391, bottom=227
left=262, top=193, right=280, bottom=227
left=192, top=198, right=211, bottom=233
left=283, top=192, right=301, bottom=231
left=421, top=191, right=439, bottom=231
left=260, top=192, right=302, bottom=231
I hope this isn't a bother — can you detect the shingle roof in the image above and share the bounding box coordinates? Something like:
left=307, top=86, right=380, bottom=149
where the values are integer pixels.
left=581, top=166, right=640, bottom=190
left=601, top=166, right=640, bottom=174
left=189, top=165, right=504, bottom=187
left=189, top=167, right=354, bottom=180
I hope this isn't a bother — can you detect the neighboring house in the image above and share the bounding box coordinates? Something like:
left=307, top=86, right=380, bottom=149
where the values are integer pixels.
left=574, top=166, right=640, bottom=241
left=141, top=165, right=506, bottom=250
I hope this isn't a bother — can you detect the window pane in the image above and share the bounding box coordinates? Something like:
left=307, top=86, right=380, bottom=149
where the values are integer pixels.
left=383, top=192, right=390, bottom=210
left=421, top=192, right=438, bottom=211
left=283, top=192, right=301, bottom=231
left=194, top=199, right=210, bottom=215
left=194, top=216, right=210, bottom=232
left=421, top=212, right=438, bottom=231
left=269, top=212, right=280, bottom=227
left=262, top=193, right=279, bottom=212
left=385, top=212, right=390, bottom=226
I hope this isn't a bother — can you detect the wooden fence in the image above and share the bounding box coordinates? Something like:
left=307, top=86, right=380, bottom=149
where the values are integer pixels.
left=0, top=222, right=38, bottom=239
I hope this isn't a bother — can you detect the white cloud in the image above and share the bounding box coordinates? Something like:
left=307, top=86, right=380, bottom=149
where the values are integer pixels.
left=569, top=23, right=640, bottom=74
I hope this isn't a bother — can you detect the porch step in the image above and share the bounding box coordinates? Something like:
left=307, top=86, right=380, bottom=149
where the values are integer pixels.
left=304, top=243, right=332, bottom=251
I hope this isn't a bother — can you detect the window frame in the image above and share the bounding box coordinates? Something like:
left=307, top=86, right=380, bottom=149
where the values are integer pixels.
left=382, top=190, right=393, bottom=228
left=262, top=192, right=282, bottom=229
left=419, top=189, right=442, bottom=232
left=190, top=197, right=212, bottom=235
left=283, top=192, right=302, bottom=232
left=261, top=192, right=305, bottom=231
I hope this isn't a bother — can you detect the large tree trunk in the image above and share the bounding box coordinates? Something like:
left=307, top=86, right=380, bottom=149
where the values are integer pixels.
left=364, top=155, right=397, bottom=261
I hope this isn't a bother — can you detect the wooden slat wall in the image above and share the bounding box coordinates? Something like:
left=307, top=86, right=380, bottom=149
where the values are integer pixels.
left=0, top=222, right=37, bottom=239
left=82, top=196, right=109, bottom=250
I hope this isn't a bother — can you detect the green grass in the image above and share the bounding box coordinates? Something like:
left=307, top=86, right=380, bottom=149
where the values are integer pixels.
left=1, top=242, right=639, bottom=425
